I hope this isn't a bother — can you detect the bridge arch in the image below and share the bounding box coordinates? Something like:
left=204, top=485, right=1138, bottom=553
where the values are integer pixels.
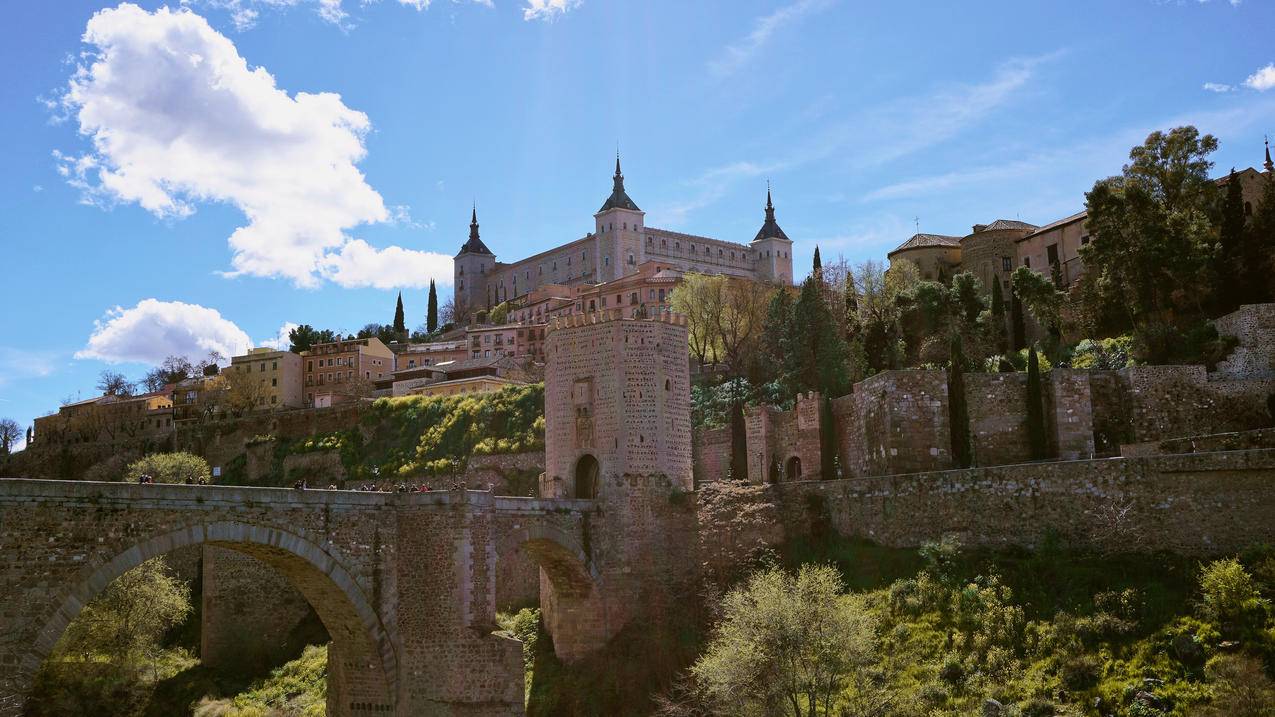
left=22, top=521, right=397, bottom=717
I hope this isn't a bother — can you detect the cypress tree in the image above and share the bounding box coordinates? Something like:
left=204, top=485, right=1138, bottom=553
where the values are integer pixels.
left=729, top=401, right=748, bottom=481
left=1216, top=169, right=1246, bottom=311
left=820, top=395, right=837, bottom=479
left=1010, top=285, right=1027, bottom=352
left=844, top=271, right=859, bottom=340
left=812, top=245, right=822, bottom=280
left=427, top=280, right=439, bottom=333
left=1026, top=346, right=1047, bottom=460
left=948, top=335, right=971, bottom=468
left=991, top=279, right=1007, bottom=354
left=1241, top=172, right=1275, bottom=305
left=393, top=292, right=406, bottom=335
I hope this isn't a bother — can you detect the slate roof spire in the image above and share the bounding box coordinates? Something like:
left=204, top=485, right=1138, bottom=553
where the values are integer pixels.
left=459, top=202, right=493, bottom=255
left=753, top=181, right=790, bottom=242
left=599, top=152, right=640, bottom=212
left=1265, top=135, right=1273, bottom=173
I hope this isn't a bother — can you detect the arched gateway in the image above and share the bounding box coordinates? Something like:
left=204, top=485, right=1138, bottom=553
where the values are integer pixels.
left=0, top=479, right=596, bottom=717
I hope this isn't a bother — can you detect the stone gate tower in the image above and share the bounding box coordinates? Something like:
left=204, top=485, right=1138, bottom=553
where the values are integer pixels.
left=539, top=309, right=693, bottom=659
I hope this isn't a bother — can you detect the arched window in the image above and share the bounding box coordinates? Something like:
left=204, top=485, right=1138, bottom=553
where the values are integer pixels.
left=785, top=456, right=802, bottom=480
left=574, top=454, right=599, bottom=499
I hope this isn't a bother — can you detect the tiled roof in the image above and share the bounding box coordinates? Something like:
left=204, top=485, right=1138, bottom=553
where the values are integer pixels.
left=889, top=233, right=962, bottom=255
left=1019, top=210, right=1088, bottom=240
left=979, top=219, right=1038, bottom=232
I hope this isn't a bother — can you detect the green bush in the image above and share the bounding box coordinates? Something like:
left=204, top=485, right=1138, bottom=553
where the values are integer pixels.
left=1198, top=558, right=1268, bottom=636
left=1070, top=335, right=1134, bottom=370
left=124, top=452, right=210, bottom=484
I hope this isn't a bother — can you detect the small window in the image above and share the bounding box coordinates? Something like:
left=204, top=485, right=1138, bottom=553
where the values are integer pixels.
left=1001, top=257, right=1012, bottom=272
left=1080, top=235, right=1090, bottom=245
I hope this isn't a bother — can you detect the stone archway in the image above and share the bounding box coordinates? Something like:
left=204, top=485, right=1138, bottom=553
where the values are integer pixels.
left=574, top=454, right=599, bottom=499
left=14, top=522, right=397, bottom=717
left=786, top=455, right=802, bottom=481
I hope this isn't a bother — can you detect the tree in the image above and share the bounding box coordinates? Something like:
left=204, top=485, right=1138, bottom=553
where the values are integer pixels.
left=789, top=276, right=850, bottom=397
left=1080, top=126, right=1219, bottom=325
left=1026, top=346, right=1047, bottom=460
left=819, top=396, right=837, bottom=480
left=427, top=280, right=440, bottom=333
left=1241, top=171, right=1275, bottom=304
left=729, top=400, right=747, bottom=481
left=142, top=355, right=195, bottom=393
left=948, top=336, right=971, bottom=469
left=57, top=556, right=191, bottom=661
left=716, top=278, right=773, bottom=377
left=760, top=288, right=796, bottom=390
left=849, top=260, right=918, bottom=373
left=0, top=418, right=21, bottom=455
left=393, top=291, right=406, bottom=335
left=357, top=323, right=399, bottom=344
left=222, top=366, right=273, bottom=415
left=125, top=452, right=210, bottom=484
left=691, top=564, right=878, bottom=717
left=671, top=273, right=726, bottom=370
left=96, top=371, right=134, bottom=397
left=989, top=278, right=1008, bottom=354
left=288, top=324, right=338, bottom=353
left=1011, top=266, right=1065, bottom=350
left=812, top=245, right=822, bottom=280
left=1009, top=285, right=1027, bottom=352
left=489, top=301, right=510, bottom=325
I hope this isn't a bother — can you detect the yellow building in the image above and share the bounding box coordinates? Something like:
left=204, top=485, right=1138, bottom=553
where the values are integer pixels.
left=404, top=375, right=525, bottom=398
left=301, top=337, right=395, bottom=407
left=229, top=348, right=303, bottom=410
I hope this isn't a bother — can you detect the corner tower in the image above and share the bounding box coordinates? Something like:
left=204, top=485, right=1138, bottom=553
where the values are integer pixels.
left=594, top=154, right=646, bottom=282
left=454, top=205, right=495, bottom=320
left=750, top=186, right=794, bottom=284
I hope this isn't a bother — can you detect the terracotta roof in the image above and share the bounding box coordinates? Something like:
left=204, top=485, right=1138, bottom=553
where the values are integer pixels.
left=888, top=233, right=962, bottom=255
left=1018, top=210, right=1088, bottom=241
left=978, top=219, right=1038, bottom=232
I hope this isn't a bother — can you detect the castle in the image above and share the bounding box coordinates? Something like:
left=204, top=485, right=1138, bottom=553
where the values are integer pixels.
left=453, top=156, right=795, bottom=317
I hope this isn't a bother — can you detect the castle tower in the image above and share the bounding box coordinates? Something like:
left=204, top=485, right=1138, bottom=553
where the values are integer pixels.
left=538, top=309, right=693, bottom=660
left=749, top=185, right=794, bottom=284
left=593, top=154, right=646, bottom=282
left=453, top=205, right=495, bottom=320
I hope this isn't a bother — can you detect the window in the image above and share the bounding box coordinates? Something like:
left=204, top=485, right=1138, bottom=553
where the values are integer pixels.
left=1001, top=257, right=1012, bottom=272
left=601, top=297, right=607, bottom=308
left=272, top=361, right=277, bottom=370
left=1023, top=257, right=1031, bottom=267
left=271, top=378, right=277, bottom=387
left=259, top=363, right=266, bottom=372
left=1046, top=244, right=1060, bottom=266
left=307, top=360, right=313, bottom=371
left=271, top=395, right=277, bottom=404
left=604, top=256, right=610, bottom=266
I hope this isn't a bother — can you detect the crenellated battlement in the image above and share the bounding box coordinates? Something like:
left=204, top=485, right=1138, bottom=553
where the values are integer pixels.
left=546, top=308, right=688, bottom=335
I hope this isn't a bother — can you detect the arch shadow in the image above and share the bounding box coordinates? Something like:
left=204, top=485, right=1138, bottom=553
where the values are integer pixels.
left=24, top=521, right=397, bottom=715
left=506, top=521, right=598, bottom=599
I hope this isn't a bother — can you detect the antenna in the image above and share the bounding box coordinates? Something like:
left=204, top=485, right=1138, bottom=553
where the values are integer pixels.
left=914, top=216, right=920, bottom=234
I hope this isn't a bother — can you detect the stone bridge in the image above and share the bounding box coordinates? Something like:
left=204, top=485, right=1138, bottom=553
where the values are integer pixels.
left=0, top=478, right=601, bottom=717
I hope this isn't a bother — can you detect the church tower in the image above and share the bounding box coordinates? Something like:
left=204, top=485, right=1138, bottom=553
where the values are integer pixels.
left=594, top=154, right=645, bottom=282
left=454, top=205, right=495, bottom=320
left=749, top=186, right=794, bottom=285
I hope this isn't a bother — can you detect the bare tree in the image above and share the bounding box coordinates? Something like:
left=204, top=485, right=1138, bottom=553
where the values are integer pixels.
left=715, top=278, right=774, bottom=376
left=671, top=273, right=726, bottom=370
left=0, top=418, right=21, bottom=455
left=221, top=367, right=273, bottom=416
left=96, top=371, right=135, bottom=397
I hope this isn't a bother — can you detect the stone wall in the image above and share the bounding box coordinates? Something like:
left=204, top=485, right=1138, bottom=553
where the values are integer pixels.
left=835, top=371, right=951, bottom=478
left=768, top=448, right=1275, bottom=556
left=465, top=452, right=544, bottom=497
left=1213, top=303, right=1275, bottom=380
left=693, top=426, right=730, bottom=486
left=966, top=373, right=1030, bottom=466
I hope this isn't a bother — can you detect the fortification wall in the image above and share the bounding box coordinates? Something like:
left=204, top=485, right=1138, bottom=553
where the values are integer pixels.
left=694, top=426, right=730, bottom=486
left=966, top=373, right=1031, bottom=466
left=766, top=449, right=1275, bottom=556
left=1213, top=303, right=1275, bottom=379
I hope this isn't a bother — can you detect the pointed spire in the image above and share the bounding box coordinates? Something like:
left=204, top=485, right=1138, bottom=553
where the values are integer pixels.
left=459, top=201, right=493, bottom=256
left=753, top=183, right=789, bottom=242
left=1265, top=135, right=1273, bottom=173
left=599, top=151, right=640, bottom=212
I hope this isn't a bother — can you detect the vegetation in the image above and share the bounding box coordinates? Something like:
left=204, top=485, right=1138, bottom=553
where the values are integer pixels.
left=427, top=279, right=439, bottom=333
left=0, top=416, right=21, bottom=455
left=125, top=452, right=210, bottom=484
left=192, top=644, right=327, bottom=717
left=1026, top=347, right=1046, bottom=460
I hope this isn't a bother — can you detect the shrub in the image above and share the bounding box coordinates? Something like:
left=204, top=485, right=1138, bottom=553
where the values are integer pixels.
left=1197, top=559, right=1267, bottom=636
left=124, top=452, right=209, bottom=484
left=1070, top=335, right=1134, bottom=370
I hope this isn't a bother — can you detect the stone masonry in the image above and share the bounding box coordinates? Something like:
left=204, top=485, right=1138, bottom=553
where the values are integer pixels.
left=0, top=480, right=596, bottom=717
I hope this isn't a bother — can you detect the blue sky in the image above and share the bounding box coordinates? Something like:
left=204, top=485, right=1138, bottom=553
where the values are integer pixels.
left=1, top=0, right=1273, bottom=446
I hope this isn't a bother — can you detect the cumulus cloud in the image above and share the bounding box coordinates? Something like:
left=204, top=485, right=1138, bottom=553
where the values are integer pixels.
left=1244, top=63, right=1275, bottom=91
left=56, top=4, right=450, bottom=289
left=1202, top=82, right=1234, bottom=93
left=77, top=299, right=253, bottom=365
left=322, top=238, right=454, bottom=290
left=523, top=0, right=581, bottom=21
left=709, top=0, right=834, bottom=78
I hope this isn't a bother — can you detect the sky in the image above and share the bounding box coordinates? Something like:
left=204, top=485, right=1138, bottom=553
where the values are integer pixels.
left=1, top=0, right=1273, bottom=448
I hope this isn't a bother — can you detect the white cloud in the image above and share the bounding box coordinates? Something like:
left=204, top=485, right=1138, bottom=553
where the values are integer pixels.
left=1202, top=82, right=1234, bottom=93
left=77, top=299, right=252, bottom=365
left=322, top=238, right=453, bottom=289
left=1243, top=63, right=1275, bottom=91
left=257, top=322, right=299, bottom=350
left=57, top=4, right=449, bottom=289
left=709, top=0, right=834, bottom=78
left=523, top=0, right=581, bottom=22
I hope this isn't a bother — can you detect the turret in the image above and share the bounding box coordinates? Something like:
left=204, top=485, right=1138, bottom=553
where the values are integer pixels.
left=593, top=153, right=645, bottom=282
left=749, top=184, right=794, bottom=284
left=453, top=205, right=495, bottom=321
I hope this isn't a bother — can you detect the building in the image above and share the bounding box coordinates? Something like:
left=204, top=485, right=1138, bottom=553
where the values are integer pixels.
left=172, top=375, right=225, bottom=423
left=301, top=337, right=394, bottom=407
left=888, top=141, right=1274, bottom=294
left=453, top=156, right=794, bottom=318
left=570, top=260, right=682, bottom=319
left=391, top=340, right=470, bottom=371
left=33, top=391, right=174, bottom=445
left=228, top=348, right=303, bottom=410
left=390, top=356, right=531, bottom=397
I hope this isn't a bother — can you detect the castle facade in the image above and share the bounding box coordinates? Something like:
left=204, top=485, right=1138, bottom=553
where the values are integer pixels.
left=453, top=156, right=794, bottom=317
